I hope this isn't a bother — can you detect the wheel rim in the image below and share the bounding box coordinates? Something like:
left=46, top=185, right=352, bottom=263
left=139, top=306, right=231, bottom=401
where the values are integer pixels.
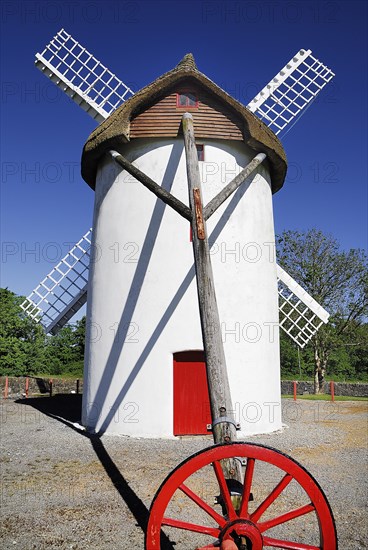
left=146, top=442, right=337, bottom=550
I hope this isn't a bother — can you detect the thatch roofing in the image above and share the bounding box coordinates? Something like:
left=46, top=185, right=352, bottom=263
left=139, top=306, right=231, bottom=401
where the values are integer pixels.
left=81, top=54, right=287, bottom=192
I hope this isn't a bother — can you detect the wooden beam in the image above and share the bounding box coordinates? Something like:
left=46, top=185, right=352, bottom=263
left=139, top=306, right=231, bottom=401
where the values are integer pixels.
left=109, top=150, right=192, bottom=221
left=182, top=113, right=240, bottom=465
left=204, top=153, right=266, bottom=220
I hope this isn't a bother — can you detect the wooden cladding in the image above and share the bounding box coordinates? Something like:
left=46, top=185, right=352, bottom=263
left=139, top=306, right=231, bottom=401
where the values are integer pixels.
left=130, top=89, right=244, bottom=140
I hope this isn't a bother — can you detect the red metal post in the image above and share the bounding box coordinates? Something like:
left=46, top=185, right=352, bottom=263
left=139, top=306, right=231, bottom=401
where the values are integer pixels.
left=25, top=377, right=29, bottom=398
left=293, top=381, right=297, bottom=401
left=4, top=376, right=9, bottom=399
left=330, top=380, right=335, bottom=402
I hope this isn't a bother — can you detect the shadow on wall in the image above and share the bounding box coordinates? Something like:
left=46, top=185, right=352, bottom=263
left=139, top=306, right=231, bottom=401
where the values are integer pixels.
left=35, top=378, right=49, bottom=393
left=91, top=141, right=255, bottom=436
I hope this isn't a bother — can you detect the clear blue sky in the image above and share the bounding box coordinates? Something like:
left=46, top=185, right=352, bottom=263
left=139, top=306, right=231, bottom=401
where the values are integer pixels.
left=1, top=0, right=367, bottom=299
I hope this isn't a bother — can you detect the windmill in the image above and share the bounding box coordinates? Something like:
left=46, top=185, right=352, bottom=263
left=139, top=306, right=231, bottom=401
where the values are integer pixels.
left=22, top=30, right=334, bottom=442
left=22, top=30, right=332, bottom=349
left=19, top=30, right=339, bottom=549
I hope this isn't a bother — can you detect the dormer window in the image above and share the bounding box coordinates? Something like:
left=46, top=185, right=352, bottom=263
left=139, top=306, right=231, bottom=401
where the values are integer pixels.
left=177, top=92, right=198, bottom=108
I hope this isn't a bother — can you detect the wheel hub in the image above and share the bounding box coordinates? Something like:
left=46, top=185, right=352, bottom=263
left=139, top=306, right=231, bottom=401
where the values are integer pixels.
left=220, top=519, right=263, bottom=549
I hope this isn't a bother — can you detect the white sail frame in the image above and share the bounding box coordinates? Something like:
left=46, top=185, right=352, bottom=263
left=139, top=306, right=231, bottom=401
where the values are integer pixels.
left=277, top=265, right=329, bottom=348
left=246, top=49, right=335, bottom=136
left=20, top=229, right=92, bottom=334
left=35, top=28, right=134, bottom=122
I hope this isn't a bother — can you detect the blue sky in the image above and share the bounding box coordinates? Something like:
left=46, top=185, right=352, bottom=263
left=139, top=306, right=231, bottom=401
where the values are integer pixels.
left=1, top=0, right=367, bottom=299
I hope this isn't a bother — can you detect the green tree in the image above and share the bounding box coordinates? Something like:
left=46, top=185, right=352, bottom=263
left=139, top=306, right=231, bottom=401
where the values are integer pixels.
left=277, top=229, right=368, bottom=393
left=279, top=330, right=316, bottom=379
left=73, top=316, right=86, bottom=358
left=344, top=322, right=368, bottom=380
left=44, top=318, right=85, bottom=376
left=279, top=330, right=299, bottom=377
left=0, top=288, right=46, bottom=375
left=0, top=288, right=86, bottom=377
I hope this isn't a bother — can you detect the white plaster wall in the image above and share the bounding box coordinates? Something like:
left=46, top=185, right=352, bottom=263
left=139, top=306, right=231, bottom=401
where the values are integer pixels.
left=82, top=137, right=281, bottom=437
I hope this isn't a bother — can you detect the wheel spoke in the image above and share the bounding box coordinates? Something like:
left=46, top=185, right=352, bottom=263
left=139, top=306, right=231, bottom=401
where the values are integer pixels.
left=212, top=460, right=237, bottom=520
left=251, top=473, right=293, bottom=523
left=179, top=483, right=227, bottom=527
left=259, top=503, right=315, bottom=532
left=146, top=443, right=337, bottom=549
left=162, top=516, right=220, bottom=538
left=263, top=536, right=320, bottom=550
left=239, top=457, right=255, bottom=518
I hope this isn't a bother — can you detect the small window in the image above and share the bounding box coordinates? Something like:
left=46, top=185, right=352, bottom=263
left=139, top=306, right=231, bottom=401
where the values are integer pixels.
left=196, top=144, right=204, bottom=161
left=177, top=92, right=198, bottom=108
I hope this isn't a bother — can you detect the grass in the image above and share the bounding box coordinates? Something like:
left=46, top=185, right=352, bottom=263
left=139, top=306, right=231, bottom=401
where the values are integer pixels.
left=282, top=394, right=368, bottom=401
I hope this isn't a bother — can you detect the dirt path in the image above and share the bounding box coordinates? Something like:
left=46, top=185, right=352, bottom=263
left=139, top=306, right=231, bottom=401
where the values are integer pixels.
left=1, top=397, right=367, bottom=549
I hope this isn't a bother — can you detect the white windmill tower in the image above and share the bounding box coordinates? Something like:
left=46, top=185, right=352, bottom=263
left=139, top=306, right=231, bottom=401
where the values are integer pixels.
left=21, top=30, right=334, bottom=439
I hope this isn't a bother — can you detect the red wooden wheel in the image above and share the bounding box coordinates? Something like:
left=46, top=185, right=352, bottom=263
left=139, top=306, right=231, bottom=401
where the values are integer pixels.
left=146, top=443, right=337, bottom=550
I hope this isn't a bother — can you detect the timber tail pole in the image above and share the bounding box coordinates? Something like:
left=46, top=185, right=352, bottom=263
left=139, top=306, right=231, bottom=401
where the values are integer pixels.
left=109, top=113, right=338, bottom=550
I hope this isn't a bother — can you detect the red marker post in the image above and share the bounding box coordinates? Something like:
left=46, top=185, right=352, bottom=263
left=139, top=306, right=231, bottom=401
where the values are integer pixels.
left=330, top=380, right=335, bottom=402
left=293, top=381, right=297, bottom=401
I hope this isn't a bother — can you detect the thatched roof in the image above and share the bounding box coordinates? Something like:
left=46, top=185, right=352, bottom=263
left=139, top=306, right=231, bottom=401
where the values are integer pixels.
left=81, top=54, right=287, bottom=192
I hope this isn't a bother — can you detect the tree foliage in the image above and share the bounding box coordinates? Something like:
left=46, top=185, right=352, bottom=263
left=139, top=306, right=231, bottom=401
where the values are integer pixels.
left=277, top=230, right=368, bottom=391
left=44, top=319, right=85, bottom=376
left=0, top=288, right=46, bottom=375
left=0, top=288, right=85, bottom=377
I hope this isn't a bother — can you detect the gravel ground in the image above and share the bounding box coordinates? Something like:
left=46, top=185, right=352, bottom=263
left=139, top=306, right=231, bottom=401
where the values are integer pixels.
left=0, top=396, right=367, bottom=549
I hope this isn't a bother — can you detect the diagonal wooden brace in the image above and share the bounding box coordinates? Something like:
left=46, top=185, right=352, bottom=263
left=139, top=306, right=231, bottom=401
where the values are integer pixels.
left=109, top=150, right=192, bottom=221
left=204, top=152, right=267, bottom=220
left=182, top=113, right=243, bottom=487
left=182, top=113, right=236, bottom=442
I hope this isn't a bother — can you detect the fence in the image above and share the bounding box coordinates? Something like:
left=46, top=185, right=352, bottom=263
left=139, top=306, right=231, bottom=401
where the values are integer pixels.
left=1, top=376, right=82, bottom=399
left=1, top=376, right=367, bottom=400
left=281, top=380, right=368, bottom=398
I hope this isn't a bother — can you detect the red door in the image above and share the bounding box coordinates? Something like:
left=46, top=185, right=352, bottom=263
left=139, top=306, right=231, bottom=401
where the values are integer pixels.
left=173, top=351, right=212, bottom=436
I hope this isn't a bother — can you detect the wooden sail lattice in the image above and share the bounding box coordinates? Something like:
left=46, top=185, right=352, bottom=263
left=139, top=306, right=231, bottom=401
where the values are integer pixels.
left=35, top=28, right=134, bottom=122
left=20, top=229, right=92, bottom=335
left=246, top=49, right=335, bottom=136
left=276, top=264, right=329, bottom=348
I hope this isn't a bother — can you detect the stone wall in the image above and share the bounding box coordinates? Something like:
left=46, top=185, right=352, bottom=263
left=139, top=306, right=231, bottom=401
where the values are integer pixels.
left=281, top=380, right=368, bottom=398
left=1, top=376, right=366, bottom=399
left=0, top=376, right=83, bottom=399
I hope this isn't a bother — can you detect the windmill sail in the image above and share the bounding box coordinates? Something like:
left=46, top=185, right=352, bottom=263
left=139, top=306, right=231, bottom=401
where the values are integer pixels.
left=247, top=49, right=335, bottom=137
left=277, top=264, right=329, bottom=348
left=20, top=230, right=92, bottom=334
left=35, top=28, right=134, bottom=122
